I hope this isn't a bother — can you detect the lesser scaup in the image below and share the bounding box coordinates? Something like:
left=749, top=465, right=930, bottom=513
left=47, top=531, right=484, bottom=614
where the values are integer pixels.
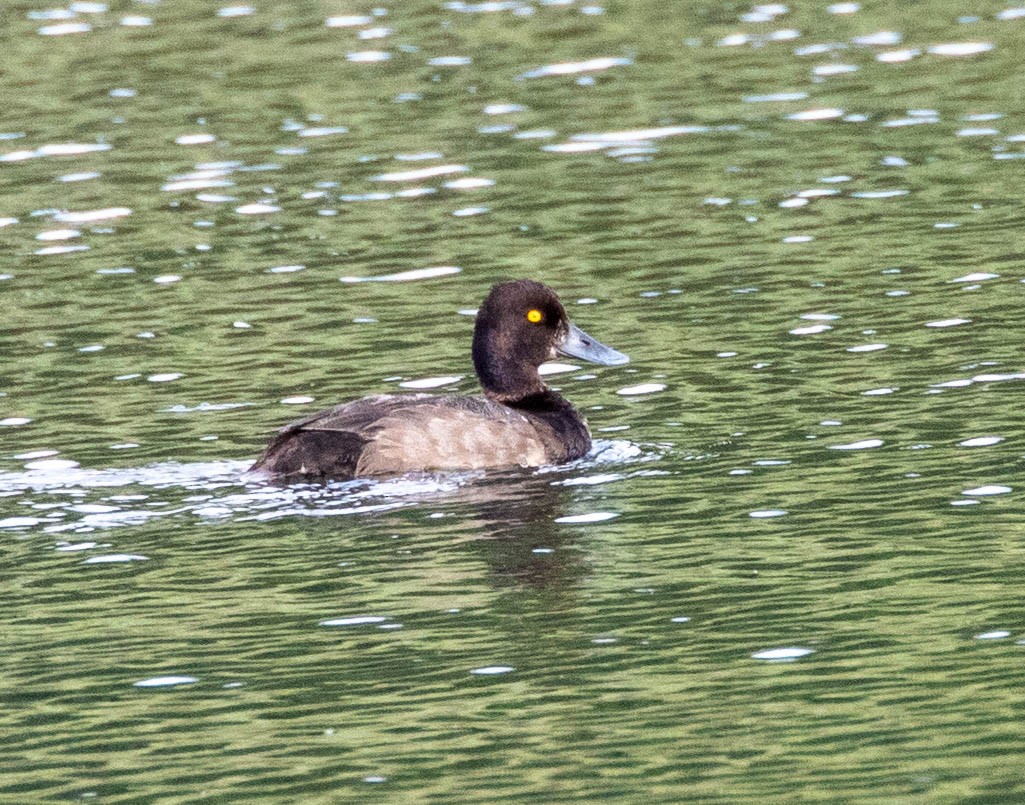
left=249, top=279, right=628, bottom=481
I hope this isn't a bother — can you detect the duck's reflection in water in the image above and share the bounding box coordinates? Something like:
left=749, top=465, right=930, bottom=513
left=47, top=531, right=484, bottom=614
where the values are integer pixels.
left=425, top=470, right=592, bottom=591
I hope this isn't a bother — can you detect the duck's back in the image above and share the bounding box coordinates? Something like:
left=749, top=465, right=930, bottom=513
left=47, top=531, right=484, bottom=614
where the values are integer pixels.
left=249, top=393, right=576, bottom=481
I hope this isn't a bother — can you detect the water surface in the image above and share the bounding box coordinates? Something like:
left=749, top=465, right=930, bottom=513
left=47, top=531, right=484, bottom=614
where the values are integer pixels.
left=3, top=1, right=1025, bottom=801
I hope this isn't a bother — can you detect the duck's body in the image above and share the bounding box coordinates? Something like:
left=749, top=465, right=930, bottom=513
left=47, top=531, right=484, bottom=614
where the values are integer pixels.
left=249, top=279, right=628, bottom=482
left=250, top=390, right=588, bottom=480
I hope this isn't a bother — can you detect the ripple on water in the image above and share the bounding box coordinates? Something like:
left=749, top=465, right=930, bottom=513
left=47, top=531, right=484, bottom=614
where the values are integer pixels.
left=339, top=266, right=461, bottom=283
left=372, top=164, right=468, bottom=182
left=218, top=6, right=255, bottom=18
left=852, top=31, right=902, bottom=47
left=813, top=64, right=859, bottom=77
left=743, top=92, right=809, bottom=103
left=617, top=383, right=666, bottom=396
left=38, top=22, right=92, bottom=36
left=554, top=512, right=619, bottom=524
left=0, top=433, right=653, bottom=538
left=443, top=177, right=494, bottom=189
left=518, top=57, right=632, bottom=79
left=570, top=126, right=706, bottom=144
left=53, top=207, right=131, bottom=223
left=847, top=343, right=887, bottom=352
left=319, top=616, right=389, bottom=627
left=347, top=51, right=391, bottom=63
left=399, top=376, right=464, bottom=389
left=828, top=439, right=884, bottom=450
left=297, top=126, right=348, bottom=138
left=484, top=103, right=527, bottom=115
left=788, top=108, right=845, bottom=121
left=877, top=48, right=921, bottom=63
left=752, top=647, right=815, bottom=661
left=927, top=42, right=994, bottom=57
left=326, top=15, right=373, bottom=27
left=0, top=517, right=42, bottom=529
left=961, top=485, right=1012, bottom=496
left=26, top=459, right=80, bottom=471
left=428, top=56, right=472, bottom=67
left=133, top=676, right=198, bottom=688
left=176, top=133, right=216, bottom=146
left=950, top=272, right=998, bottom=282
left=553, top=473, right=624, bottom=487
left=39, top=143, right=112, bottom=159
left=235, top=202, right=281, bottom=214
left=958, top=436, right=1004, bottom=447
left=55, top=541, right=99, bottom=552
left=538, top=362, right=580, bottom=376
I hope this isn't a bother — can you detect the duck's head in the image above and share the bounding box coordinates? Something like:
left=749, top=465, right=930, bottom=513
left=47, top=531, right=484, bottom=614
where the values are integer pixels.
left=472, top=279, right=629, bottom=402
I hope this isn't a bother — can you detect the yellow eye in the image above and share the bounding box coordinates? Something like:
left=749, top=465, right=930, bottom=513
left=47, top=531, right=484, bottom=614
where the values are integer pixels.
left=526, top=309, right=543, bottom=324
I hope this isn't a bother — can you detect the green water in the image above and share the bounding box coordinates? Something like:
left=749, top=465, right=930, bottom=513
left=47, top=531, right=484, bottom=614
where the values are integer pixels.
left=4, top=1, right=1025, bottom=801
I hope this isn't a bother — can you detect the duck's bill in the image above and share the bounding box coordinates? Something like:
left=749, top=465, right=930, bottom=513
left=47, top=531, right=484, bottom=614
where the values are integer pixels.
left=557, top=322, right=630, bottom=366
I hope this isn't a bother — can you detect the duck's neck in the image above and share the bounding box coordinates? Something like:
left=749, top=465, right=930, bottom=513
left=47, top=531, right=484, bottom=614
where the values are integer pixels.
left=507, top=390, right=591, bottom=461
left=478, top=371, right=546, bottom=403
left=472, top=340, right=546, bottom=402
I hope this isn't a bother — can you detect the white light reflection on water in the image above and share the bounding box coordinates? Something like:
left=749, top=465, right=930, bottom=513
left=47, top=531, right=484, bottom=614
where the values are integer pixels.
left=617, top=383, right=666, bottom=396
left=372, top=164, right=468, bottom=182
left=751, top=647, right=815, bottom=662
left=444, top=177, right=494, bottom=189
left=398, top=376, right=464, bottom=389
left=928, top=42, right=994, bottom=57
left=38, top=22, right=92, bottom=36
left=829, top=439, right=884, bottom=450
left=347, top=51, right=391, bottom=63
left=788, top=108, right=845, bottom=121
left=554, top=511, right=619, bottom=524
left=518, top=56, right=632, bottom=79
left=958, top=436, right=1004, bottom=447
left=339, top=266, right=461, bottom=283
left=235, top=202, right=281, bottom=215
left=877, top=48, right=920, bottom=63
left=325, top=15, right=373, bottom=28
left=1, top=142, right=112, bottom=162
left=53, top=207, right=131, bottom=223
left=82, top=553, right=149, bottom=564
left=133, top=676, right=198, bottom=688
left=319, top=615, right=389, bottom=627
left=176, top=133, right=216, bottom=146
left=962, top=485, right=1012, bottom=496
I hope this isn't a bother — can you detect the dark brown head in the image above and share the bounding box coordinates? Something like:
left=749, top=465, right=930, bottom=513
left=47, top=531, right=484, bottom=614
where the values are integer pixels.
left=472, top=279, right=628, bottom=402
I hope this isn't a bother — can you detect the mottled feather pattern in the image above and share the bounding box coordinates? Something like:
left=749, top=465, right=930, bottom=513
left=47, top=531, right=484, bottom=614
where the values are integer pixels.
left=356, top=398, right=549, bottom=475
left=253, top=394, right=556, bottom=479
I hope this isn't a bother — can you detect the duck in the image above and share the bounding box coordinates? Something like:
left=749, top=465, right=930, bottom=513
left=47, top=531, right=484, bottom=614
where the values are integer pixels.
left=248, top=279, right=629, bottom=482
